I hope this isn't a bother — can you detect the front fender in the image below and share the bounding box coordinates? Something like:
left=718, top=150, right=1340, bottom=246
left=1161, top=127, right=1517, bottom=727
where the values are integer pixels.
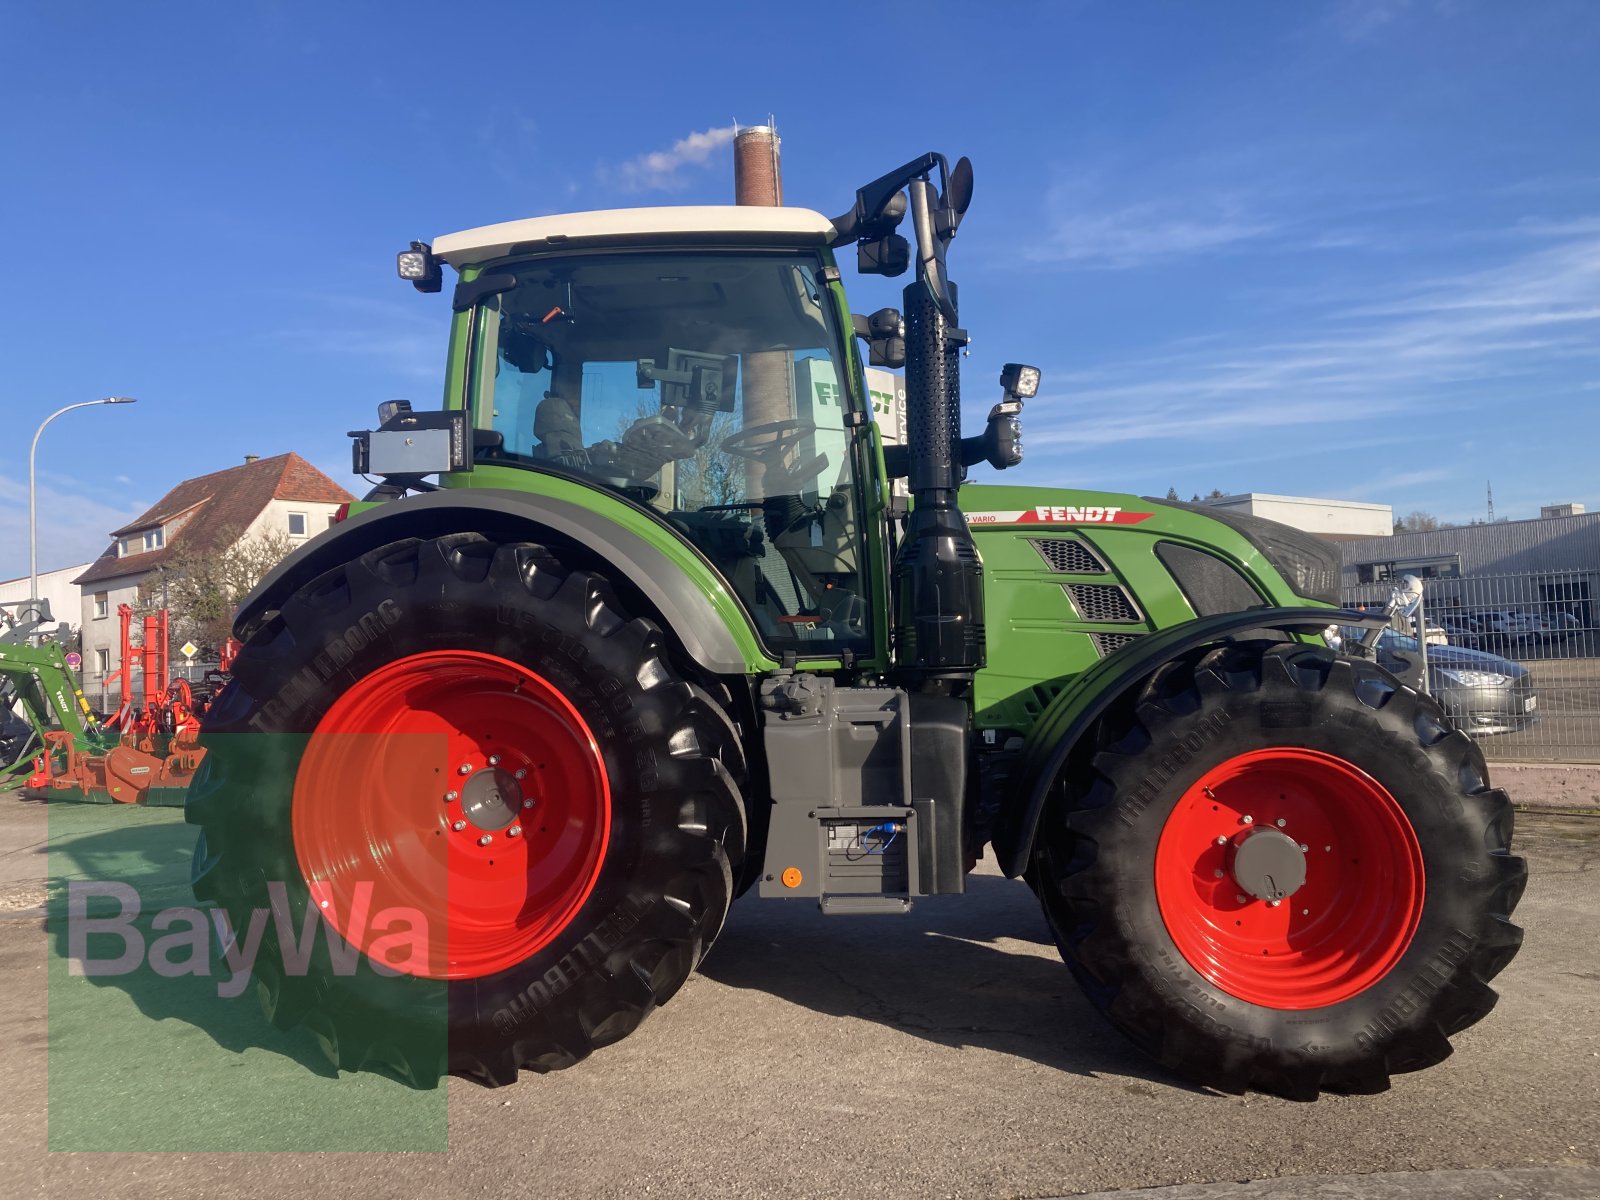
left=991, top=607, right=1385, bottom=878
left=235, top=488, right=768, bottom=675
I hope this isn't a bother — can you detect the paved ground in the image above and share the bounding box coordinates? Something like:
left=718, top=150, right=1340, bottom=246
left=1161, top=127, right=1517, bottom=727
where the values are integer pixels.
left=0, top=798, right=1595, bottom=1199
left=1492, top=762, right=1600, bottom=814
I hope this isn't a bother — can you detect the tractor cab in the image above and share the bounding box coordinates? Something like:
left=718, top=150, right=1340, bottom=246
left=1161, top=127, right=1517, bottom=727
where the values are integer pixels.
left=428, top=211, right=875, bottom=657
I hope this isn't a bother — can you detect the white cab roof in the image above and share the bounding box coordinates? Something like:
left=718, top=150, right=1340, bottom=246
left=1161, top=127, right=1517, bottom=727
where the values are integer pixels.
left=432, top=206, right=837, bottom=266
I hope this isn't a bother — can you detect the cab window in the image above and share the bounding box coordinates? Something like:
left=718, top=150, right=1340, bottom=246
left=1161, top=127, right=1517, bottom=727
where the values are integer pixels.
left=471, top=250, right=870, bottom=656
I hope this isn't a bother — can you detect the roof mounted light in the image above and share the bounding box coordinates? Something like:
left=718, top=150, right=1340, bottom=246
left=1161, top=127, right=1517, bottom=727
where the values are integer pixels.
left=377, top=399, right=414, bottom=426
left=396, top=241, right=441, bottom=293
left=1000, top=363, right=1040, bottom=399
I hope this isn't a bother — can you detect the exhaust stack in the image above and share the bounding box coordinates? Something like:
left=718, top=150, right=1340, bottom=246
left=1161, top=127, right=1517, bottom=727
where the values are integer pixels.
left=733, top=123, right=793, bottom=478
left=893, top=237, right=984, bottom=681
left=826, top=152, right=987, bottom=684
left=733, top=123, right=782, bottom=206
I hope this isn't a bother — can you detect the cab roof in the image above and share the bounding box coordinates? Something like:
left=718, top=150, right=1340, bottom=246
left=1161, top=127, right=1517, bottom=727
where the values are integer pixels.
left=432, top=206, right=837, bottom=267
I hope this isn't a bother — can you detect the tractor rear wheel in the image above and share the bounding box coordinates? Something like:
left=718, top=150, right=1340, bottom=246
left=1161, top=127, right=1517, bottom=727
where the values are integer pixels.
left=189, top=533, right=746, bottom=1086
left=1034, top=641, right=1525, bottom=1100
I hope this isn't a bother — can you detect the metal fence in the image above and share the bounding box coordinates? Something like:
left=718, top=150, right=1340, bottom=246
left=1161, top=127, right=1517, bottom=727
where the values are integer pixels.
left=1344, top=569, right=1600, bottom=764
left=85, top=660, right=224, bottom=716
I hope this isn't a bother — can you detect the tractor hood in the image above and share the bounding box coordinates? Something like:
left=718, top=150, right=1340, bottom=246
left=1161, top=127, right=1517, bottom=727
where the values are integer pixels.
left=961, top=482, right=1347, bottom=735
left=960, top=483, right=1341, bottom=608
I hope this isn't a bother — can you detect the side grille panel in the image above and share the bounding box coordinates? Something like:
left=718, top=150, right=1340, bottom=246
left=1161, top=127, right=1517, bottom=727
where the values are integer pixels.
left=1029, top=538, right=1107, bottom=574
left=1066, top=583, right=1142, bottom=624
left=1092, top=632, right=1143, bottom=657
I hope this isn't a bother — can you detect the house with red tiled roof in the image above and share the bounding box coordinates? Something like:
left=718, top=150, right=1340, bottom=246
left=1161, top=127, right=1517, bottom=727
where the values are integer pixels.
left=73, top=453, right=353, bottom=700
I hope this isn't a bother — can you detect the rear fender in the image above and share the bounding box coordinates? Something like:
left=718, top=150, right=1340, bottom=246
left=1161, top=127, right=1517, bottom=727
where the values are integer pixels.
left=235, top=489, right=762, bottom=675
left=991, top=607, right=1384, bottom=878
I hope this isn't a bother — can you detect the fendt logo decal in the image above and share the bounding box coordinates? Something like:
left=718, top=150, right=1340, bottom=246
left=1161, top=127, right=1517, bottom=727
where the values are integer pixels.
left=967, top=506, right=1155, bottom=526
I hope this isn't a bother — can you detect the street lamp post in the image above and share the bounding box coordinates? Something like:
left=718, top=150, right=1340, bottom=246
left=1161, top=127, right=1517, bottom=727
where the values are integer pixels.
left=28, top=396, right=138, bottom=639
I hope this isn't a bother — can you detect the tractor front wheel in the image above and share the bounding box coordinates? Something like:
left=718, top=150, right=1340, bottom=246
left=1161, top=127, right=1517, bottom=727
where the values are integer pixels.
left=189, top=533, right=746, bottom=1086
left=1034, top=641, right=1526, bottom=1099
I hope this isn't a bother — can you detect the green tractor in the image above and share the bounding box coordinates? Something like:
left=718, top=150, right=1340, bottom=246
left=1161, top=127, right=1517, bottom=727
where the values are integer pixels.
left=191, top=153, right=1524, bottom=1098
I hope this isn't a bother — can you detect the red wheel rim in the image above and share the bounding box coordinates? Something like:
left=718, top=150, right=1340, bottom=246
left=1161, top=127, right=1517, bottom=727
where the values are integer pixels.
left=1154, top=747, right=1423, bottom=1009
left=292, top=650, right=610, bottom=980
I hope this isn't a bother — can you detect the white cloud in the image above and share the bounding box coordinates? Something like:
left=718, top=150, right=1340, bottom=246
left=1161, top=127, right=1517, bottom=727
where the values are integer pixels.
left=0, top=472, right=149, bottom=580
left=1031, top=194, right=1278, bottom=269
left=269, top=293, right=444, bottom=383
left=1327, top=0, right=1416, bottom=41
left=615, top=125, right=738, bottom=193
left=1019, top=221, right=1600, bottom=465
left=1342, top=467, right=1454, bottom=496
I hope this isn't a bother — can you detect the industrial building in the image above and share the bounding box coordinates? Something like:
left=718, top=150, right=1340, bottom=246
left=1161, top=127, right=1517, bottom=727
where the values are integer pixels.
left=0, top=562, right=92, bottom=640
left=1204, top=492, right=1393, bottom=539
left=1339, top=509, right=1600, bottom=625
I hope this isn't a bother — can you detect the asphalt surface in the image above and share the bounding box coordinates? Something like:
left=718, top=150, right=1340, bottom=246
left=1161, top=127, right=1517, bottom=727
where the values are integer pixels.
left=1, top=800, right=1596, bottom=1199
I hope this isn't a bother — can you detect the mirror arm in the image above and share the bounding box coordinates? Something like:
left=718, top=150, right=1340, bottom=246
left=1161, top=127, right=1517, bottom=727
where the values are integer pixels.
left=907, top=179, right=959, bottom=326
left=828, top=152, right=947, bottom=246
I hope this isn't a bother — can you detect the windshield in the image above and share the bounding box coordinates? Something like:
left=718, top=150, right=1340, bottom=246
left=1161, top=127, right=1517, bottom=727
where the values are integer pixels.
left=471, top=250, right=871, bottom=655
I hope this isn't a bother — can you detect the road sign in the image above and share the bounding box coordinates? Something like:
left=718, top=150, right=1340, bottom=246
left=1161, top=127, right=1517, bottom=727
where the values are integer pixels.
left=180, top=641, right=199, bottom=660
left=65, top=651, right=82, bottom=669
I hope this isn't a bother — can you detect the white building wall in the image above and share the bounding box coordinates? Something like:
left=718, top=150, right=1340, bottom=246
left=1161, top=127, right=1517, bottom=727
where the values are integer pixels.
left=864, top=367, right=906, bottom=448
left=0, top=562, right=90, bottom=638
left=72, top=501, right=340, bottom=709
left=1209, top=493, right=1392, bottom=538
left=247, top=498, right=345, bottom=546
left=77, top=573, right=146, bottom=707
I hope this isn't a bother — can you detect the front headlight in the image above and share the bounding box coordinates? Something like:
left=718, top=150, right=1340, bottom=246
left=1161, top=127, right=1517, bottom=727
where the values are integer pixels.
left=1438, top=668, right=1510, bottom=688
left=1254, top=526, right=1341, bottom=605
left=1164, top=501, right=1341, bottom=604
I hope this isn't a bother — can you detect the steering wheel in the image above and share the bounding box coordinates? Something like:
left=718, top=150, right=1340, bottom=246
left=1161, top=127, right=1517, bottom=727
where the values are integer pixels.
left=584, top=415, right=702, bottom=484
left=719, top=419, right=829, bottom=492
left=622, top=415, right=699, bottom=462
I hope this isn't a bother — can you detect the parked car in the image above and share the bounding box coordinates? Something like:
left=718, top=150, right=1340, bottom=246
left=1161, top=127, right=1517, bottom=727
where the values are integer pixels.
left=1337, top=627, right=1538, bottom=736
left=1437, top=614, right=1487, bottom=649
left=1546, top=610, right=1584, bottom=638
left=1500, top=610, right=1553, bottom=639
left=1349, top=605, right=1446, bottom=645
left=1447, top=610, right=1538, bottom=656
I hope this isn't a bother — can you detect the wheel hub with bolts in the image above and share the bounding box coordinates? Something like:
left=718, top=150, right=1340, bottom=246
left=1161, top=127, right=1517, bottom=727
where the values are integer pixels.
left=460, top=765, right=526, bottom=832
left=1228, top=827, right=1307, bottom=903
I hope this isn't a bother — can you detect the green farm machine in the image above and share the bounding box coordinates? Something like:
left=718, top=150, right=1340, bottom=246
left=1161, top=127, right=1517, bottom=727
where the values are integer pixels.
left=191, top=152, right=1525, bottom=1097
left=0, top=604, right=106, bottom=791
left=2, top=601, right=209, bottom=804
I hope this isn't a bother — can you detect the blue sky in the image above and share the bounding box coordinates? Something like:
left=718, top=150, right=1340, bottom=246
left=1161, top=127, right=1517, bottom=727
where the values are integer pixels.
left=3, top=0, right=1597, bottom=577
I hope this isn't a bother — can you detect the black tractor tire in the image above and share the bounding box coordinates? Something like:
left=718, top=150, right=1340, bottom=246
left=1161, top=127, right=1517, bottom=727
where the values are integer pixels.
left=189, top=532, right=746, bottom=1087
left=1034, top=640, right=1526, bottom=1100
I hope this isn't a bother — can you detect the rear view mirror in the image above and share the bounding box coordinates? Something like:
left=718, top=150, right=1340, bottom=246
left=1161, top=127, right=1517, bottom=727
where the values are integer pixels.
left=852, top=309, right=906, bottom=369
left=1389, top=574, right=1424, bottom=620
left=858, top=234, right=910, bottom=277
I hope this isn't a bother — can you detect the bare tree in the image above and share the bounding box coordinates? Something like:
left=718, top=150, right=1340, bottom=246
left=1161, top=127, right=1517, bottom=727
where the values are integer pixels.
left=682, top=412, right=741, bottom=508
left=613, top=403, right=741, bottom=509
left=1395, top=510, right=1441, bottom=533
left=139, top=526, right=297, bottom=651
